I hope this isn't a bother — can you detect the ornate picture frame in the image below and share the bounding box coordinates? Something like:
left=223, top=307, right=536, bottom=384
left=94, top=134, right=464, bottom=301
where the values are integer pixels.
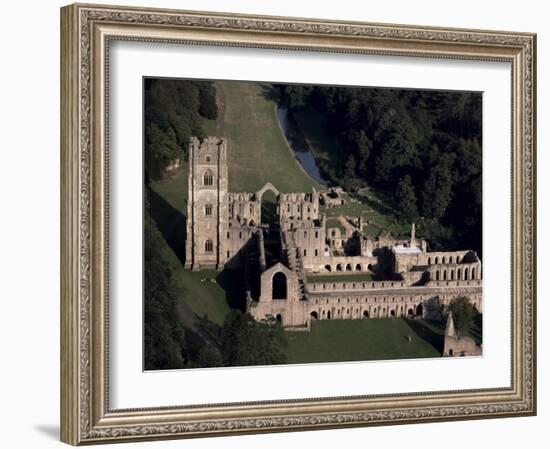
left=60, top=3, right=536, bottom=445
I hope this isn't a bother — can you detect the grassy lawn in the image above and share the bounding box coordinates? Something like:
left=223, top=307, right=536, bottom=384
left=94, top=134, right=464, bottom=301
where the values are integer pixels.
left=306, top=273, right=375, bottom=283
left=285, top=318, right=442, bottom=364
left=363, top=224, right=381, bottom=238
left=173, top=269, right=231, bottom=325
left=149, top=168, right=232, bottom=326
left=322, top=201, right=373, bottom=219
left=221, top=81, right=323, bottom=193
left=325, top=218, right=346, bottom=233
left=202, top=117, right=218, bottom=136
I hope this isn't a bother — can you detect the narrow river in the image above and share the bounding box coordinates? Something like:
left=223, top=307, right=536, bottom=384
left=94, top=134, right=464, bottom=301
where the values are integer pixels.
left=276, top=106, right=328, bottom=186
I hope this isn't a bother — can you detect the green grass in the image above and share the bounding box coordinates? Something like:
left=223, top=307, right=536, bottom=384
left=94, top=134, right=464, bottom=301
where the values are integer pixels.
left=173, top=270, right=231, bottom=325
left=149, top=168, right=232, bottom=326
left=306, top=273, right=375, bottom=283
left=363, top=224, right=381, bottom=238
left=285, top=318, right=442, bottom=364
left=202, top=118, right=218, bottom=136
left=221, top=81, right=322, bottom=193
left=322, top=201, right=373, bottom=219
left=151, top=166, right=188, bottom=211
left=325, top=218, right=345, bottom=233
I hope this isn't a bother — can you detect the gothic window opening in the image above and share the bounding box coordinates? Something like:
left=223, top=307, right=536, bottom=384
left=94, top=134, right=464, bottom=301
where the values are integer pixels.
left=204, top=204, right=213, bottom=216
left=272, top=272, right=288, bottom=300
left=204, top=239, right=213, bottom=253
left=203, top=169, right=213, bottom=186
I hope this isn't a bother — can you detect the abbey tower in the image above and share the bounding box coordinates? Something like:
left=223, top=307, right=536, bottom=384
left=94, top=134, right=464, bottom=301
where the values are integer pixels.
left=184, top=137, right=229, bottom=270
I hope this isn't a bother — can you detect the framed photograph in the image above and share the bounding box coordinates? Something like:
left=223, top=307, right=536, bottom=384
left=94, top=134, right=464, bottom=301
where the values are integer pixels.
left=60, top=3, right=537, bottom=445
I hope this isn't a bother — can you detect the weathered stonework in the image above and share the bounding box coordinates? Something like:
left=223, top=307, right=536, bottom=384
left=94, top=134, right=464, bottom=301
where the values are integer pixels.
left=185, top=136, right=483, bottom=333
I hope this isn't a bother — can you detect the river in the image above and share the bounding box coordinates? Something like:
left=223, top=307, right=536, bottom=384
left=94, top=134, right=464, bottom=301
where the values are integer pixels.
left=276, top=106, right=328, bottom=186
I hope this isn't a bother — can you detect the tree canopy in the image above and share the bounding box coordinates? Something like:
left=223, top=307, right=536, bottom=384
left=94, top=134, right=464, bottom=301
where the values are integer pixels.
left=276, top=84, right=482, bottom=256
left=448, top=296, right=476, bottom=337
left=144, top=78, right=217, bottom=181
left=221, top=310, right=288, bottom=366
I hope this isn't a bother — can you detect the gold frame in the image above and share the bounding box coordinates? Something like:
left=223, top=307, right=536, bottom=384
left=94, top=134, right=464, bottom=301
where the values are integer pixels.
left=60, top=3, right=537, bottom=445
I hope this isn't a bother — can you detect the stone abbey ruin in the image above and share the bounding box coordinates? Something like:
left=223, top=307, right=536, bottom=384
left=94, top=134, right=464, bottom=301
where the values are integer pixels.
left=184, top=137, right=483, bottom=344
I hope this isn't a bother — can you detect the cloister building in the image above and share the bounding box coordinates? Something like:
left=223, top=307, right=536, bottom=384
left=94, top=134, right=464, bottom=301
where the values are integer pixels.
left=184, top=136, right=482, bottom=331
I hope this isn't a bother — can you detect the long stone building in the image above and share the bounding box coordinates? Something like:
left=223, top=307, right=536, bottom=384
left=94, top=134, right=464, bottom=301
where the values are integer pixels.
left=184, top=136, right=483, bottom=331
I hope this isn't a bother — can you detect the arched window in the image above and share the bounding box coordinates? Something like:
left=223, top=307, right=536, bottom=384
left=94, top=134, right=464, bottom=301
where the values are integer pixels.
left=272, top=272, right=288, bottom=299
left=203, top=169, right=213, bottom=186
left=458, top=268, right=462, bottom=280
left=204, top=204, right=213, bottom=216
left=204, top=239, right=213, bottom=253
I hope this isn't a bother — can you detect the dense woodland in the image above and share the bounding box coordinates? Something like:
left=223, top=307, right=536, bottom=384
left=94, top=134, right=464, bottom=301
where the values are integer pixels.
left=144, top=78, right=217, bottom=182
left=277, top=84, right=482, bottom=256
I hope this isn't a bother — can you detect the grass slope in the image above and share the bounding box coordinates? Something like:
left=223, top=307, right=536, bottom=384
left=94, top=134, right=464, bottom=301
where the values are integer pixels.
left=221, top=81, right=322, bottom=193
left=285, top=318, right=441, bottom=364
left=149, top=168, right=230, bottom=325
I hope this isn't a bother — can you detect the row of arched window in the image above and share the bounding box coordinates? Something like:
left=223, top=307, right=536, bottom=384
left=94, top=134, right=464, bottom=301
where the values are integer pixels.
left=427, top=255, right=462, bottom=265
left=433, top=266, right=478, bottom=281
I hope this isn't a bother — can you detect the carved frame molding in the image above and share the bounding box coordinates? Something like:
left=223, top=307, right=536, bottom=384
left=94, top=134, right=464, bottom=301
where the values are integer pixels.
left=60, top=3, right=536, bottom=445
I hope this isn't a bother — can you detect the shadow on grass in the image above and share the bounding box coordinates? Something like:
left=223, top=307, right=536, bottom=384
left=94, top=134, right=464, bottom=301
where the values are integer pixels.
left=404, top=319, right=444, bottom=354
left=147, top=186, right=186, bottom=265
left=216, top=268, right=247, bottom=311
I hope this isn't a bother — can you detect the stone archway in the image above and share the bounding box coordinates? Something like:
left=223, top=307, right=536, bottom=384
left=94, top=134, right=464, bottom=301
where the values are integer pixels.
left=256, top=183, right=280, bottom=226
left=272, top=272, right=287, bottom=299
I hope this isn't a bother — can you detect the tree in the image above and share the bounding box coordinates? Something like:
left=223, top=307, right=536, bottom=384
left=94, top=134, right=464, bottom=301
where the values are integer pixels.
left=395, top=174, right=418, bottom=223
left=448, top=296, right=475, bottom=337
left=221, top=310, right=287, bottom=366
left=143, top=202, right=185, bottom=370
left=144, top=78, right=217, bottom=181
left=420, top=154, right=454, bottom=219
left=197, top=83, right=218, bottom=120
left=283, top=85, right=313, bottom=110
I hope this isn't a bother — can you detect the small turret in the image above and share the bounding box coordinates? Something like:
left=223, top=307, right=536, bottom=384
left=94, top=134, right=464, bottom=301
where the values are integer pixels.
left=410, top=222, right=416, bottom=248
